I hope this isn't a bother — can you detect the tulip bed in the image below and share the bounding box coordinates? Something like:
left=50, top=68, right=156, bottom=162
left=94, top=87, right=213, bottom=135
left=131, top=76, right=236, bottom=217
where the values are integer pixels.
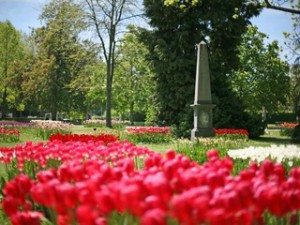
left=49, top=133, right=119, bottom=144
left=1, top=132, right=300, bottom=225
left=30, top=120, right=72, bottom=140
left=0, top=128, right=20, bottom=143
left=279, top=123, right=299, bottom=138
left=124, top=126, right=172, bottom=144
left=83, top=119, right=128, bottom=129
left=0, top=121, right=33, bottom=128
left=213, top=128, right=249, bottom=140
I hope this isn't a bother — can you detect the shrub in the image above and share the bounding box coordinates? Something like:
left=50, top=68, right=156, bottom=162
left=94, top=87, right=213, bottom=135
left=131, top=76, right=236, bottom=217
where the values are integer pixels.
left=280, top=123, right=298, bottom=137
left=244, top=115, right=267, bottom=138
left=292, top=125, right=300, bottom=143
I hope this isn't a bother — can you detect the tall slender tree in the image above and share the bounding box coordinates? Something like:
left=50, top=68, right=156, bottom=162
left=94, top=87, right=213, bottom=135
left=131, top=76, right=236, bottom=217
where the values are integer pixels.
left=23, top=0, right=91, bottom=119
left=0, top=21, right=25, bottom=118
left=114, top=25, right=154, bottom=124
left=83, top=0, right=142, bottom=127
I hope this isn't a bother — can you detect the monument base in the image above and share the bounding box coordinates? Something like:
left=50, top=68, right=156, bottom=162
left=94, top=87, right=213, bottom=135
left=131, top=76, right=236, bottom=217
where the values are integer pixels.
left=191, top=128, right=215, bottom=139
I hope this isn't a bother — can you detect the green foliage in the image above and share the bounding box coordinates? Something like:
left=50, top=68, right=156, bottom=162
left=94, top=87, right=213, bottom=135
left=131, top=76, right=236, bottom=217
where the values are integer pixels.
left=84, top=0, right=137, bottom=128
left=292, top=125, right=300, bottom=143
left=229, top=26, right=290, bottom=115
left=280, top=127, right=294, bottom=137
left=0, top=21, right=26, bottom=117
left=21, top=0, right=93, bottom=118
left=0, top=209, right=10, bottom=225
left=243, top=114, right=267, bottom=138
left=175, top=137, right=249, bottom=165
left=142, top=0, right=262, bottom=137
left=123, top=132, right=172, bottom=144
left=268, top=113, right=296, bottom=123
left=0, top=133, right=19, bottom=143
left=289, top=61, right=300, bottom=119
left=35, top=128, right=70, bottom=140
left=175, top=137, right=300, bottom=175
left=113, top=26, right=155, bottom=125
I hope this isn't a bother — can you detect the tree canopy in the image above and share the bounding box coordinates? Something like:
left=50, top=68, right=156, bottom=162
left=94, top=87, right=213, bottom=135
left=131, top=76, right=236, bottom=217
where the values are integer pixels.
left=164, top=0, right=300, bottom=14
left=21, top=0, right=94, bottom=119
left=0, top=21, right=25, bottom=118
left=229, top=26, right=290, bottom=116
left=141, top=0, right=262, bottom=137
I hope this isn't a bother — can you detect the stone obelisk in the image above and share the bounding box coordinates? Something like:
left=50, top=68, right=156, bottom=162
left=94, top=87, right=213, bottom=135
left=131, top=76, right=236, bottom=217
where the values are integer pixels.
left=191, top=41, right=215, bottom=139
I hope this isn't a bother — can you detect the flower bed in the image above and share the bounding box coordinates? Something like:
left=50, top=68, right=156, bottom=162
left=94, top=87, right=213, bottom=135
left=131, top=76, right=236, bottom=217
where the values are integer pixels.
left=49, top=133, right=119, bottom=144
left=279, top=123, right=299, bottom=137
left=124, top=126, right=172, bottom=143
left=175, top=136, right=249, bottom=166
left=2, top=148, right=300, bottom=225
left=228, top=144, right=300, bottom=164
left=0, top=139, right=152, bottom=171
left=0, top=121, right=33, bottom=128
left=83, top=119, right=127, bottom=129
left=0, top=128, right=20, bottom=143
left=30, top=120, right=72, bottom=140
left=280, top=123, right=299, bottom=129
left=213, top=128, right=249, bottom=140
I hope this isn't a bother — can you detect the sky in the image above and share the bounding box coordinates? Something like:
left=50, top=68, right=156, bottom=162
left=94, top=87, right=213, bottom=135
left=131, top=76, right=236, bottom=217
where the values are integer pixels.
left=0, top=0, right=296, bottom=61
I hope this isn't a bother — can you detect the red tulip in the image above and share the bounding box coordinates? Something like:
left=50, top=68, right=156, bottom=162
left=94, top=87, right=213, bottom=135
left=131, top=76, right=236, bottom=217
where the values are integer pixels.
left=140, top=208, right=166, bottom=225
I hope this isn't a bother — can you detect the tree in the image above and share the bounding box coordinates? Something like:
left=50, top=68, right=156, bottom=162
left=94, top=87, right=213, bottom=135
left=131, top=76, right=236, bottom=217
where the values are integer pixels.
left=0, top=21, right=25, bottom=118
left=261, top=0, right=300, bottom=14
left=69, top=41, right=107, bottom=117
left=164, top=0, right=300, bottom=15
left=83, top=0, right=142, bottom=127
left=113, top=25, right=154, bottom=124
left=142, top=0, right=262, bottom=137
left=229, top=26, right=290, bottom=116
left=289, top=60, right=300, bottom=122
left=21, top=0, right=94, bottom=120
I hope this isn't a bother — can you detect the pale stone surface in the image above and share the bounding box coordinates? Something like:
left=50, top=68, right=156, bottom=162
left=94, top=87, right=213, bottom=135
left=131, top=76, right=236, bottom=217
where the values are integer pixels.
left=191, top=41, right=215, bottom=139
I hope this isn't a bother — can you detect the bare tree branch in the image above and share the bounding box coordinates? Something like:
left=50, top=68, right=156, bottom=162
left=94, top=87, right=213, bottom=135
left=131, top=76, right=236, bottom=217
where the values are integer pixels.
left=264, top=0, right=300, bottom=14
left=84, top=0, right=108, bottom=62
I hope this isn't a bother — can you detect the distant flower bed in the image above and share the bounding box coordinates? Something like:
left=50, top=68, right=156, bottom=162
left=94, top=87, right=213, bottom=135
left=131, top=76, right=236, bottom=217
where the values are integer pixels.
left=83, top=119, right=128, bottom=128
left=49, top=133, right=119, bottom=144
left=0, top=128, right=20, bottom=143
left=0, top=121, right=33, bottom=128
left=280, top=122, right=298, bottom=128
left=279, top=123, right=299, bottom=137
left=124, top=126, right=172, bottom=143
left=213, top=128, right=249, bottom=140
left=30, top=120, right=72, bottom=140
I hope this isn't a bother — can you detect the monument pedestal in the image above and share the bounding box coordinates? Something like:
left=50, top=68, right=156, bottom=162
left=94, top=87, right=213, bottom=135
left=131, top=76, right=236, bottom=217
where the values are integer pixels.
left=191, top=104, right=215, bottom=139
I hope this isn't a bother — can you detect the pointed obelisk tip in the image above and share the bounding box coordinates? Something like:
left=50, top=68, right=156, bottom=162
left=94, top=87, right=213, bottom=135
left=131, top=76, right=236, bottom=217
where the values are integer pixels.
left=200, top=40, right=206, bottom=45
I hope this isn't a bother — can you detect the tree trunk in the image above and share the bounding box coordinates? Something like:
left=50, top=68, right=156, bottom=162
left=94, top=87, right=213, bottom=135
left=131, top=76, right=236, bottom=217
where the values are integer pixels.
left=129, top=101, right=134, bottom=125
left=106, top=59, right=112, bottom=128
left=1, top=88, right=8, bottom=119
